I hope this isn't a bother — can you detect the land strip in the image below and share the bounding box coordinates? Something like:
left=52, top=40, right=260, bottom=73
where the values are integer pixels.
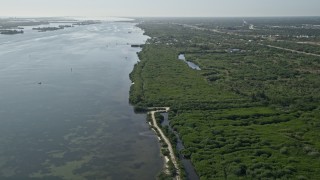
left=149, top=107, right=181, bottom=180
left=260, top=43, right=320, bottom=57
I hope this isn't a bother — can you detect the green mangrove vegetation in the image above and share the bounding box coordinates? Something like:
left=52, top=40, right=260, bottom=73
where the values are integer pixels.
left=130, top=18, right=320, bottom=179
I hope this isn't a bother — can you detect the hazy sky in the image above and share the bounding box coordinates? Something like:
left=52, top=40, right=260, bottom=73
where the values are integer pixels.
left=1, top=0, right=320, bottom=17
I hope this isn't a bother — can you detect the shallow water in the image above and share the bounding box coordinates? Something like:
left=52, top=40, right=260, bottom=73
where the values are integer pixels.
left=178, top=54, right=201, bottom=70
left=161, top=113, right=199, bottom=180
left=0, top=22, right=162, bottom=179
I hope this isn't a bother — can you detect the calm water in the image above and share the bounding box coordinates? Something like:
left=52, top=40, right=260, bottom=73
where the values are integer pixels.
left=161, top=113, right=199, bottom=180
left=0, top=22, right=162, bottom=179
left=178, top=54, right=201, bottom=70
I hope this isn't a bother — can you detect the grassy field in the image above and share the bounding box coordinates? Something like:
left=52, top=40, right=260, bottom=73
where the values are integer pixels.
left=130, top=18, right=320, bottom=179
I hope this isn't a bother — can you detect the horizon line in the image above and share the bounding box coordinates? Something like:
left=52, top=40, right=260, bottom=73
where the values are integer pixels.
left=1, top=15, right=320, bottom=19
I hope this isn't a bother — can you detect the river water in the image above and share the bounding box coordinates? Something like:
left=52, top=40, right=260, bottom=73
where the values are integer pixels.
left=0, top=21, right=162, bottom=179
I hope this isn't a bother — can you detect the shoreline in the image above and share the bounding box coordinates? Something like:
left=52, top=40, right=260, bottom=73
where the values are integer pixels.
left=148, top=107, right=181, bottom=180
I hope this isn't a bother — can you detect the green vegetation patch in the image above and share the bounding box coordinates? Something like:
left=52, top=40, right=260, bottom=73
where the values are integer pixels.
left=130, top=19, right=320, bottom=179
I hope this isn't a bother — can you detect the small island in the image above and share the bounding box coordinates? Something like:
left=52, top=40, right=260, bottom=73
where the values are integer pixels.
left=58, top=25, right=73, bottom=28
left=32, top=25, right=73, bottom=32
left=32, top=21, right=101, bottom=32
left=0, top=29, right=24, bottom=35
left=32, top=27, right=63, bottom=32
left=72, top=20, right=101, bottom=26
left=1, top=18, right=102, bottom=35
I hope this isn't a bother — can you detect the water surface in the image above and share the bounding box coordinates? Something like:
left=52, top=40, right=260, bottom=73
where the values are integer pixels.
left=161, top=113, right=199, bottom=180
left=0, top=22, right=162, bottom=179
left=178, top=54, right=201, bottom=70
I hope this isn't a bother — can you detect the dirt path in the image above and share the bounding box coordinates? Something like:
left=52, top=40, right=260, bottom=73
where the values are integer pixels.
left=261, top=44, right=320, bottom=57
left=149, top=107, right=181, bottom=180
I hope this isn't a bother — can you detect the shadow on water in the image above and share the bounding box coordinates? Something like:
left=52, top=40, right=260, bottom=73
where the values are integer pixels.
left=161, top=113, right=199, bottom=180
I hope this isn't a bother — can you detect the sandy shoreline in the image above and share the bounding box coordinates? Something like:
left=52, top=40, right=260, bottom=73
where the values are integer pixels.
left=148, top=107, right=181, bottom=180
